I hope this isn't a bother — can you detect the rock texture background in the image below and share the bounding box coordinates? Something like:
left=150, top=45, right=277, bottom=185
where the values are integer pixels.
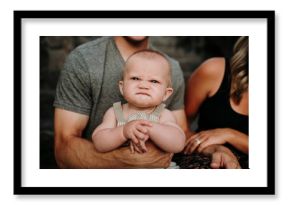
left=40, top=36, right=239, bottom=168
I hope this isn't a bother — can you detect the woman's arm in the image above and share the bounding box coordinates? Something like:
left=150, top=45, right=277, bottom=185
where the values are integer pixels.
left=225, top=128, right=248, bottom=153
left=184, top=57, right=249, bottom=154
left=184, top=128, right=248, bottom=154
left=185, top=58, right=225, bottom=119
left=148, top=109, right=186, bottom=153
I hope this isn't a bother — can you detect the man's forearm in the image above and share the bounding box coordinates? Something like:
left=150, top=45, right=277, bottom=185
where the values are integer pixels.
left=55, top=137, right=172, bottom=168
left=56, top=137, right=121, bottom=168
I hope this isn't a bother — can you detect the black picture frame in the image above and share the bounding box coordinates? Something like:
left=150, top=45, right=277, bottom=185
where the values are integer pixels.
left=14, top=10, right=275, bottom=195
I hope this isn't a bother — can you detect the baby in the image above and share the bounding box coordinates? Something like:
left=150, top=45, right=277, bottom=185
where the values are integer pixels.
left=91, top=49, right=185, bottom=155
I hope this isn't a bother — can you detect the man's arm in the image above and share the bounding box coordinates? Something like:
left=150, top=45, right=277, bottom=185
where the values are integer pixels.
left=54, top=108, right=172, bottom=168
left=54, top=108, right=109, bottom=168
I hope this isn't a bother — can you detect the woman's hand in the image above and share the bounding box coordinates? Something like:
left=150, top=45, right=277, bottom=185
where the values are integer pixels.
left=184, top=128, right=233, bottom=154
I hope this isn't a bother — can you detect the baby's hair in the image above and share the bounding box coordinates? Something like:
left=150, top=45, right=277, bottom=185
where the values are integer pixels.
left=123, top=49, right=172, bottom=87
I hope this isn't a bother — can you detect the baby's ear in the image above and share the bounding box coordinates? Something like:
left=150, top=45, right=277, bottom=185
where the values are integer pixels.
left=163, top=87, right=173, bottom=102
left=119, top=81, right=124, bottom=96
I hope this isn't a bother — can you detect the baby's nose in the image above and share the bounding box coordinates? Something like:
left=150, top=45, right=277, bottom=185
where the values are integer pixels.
left=139, top=80, right=149, bottom=88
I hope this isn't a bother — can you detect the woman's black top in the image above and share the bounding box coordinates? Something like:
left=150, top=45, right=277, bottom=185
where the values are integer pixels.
left=197, top=59, right=248, bottom=135
left=173, top=59, right=249, bottom=169
left=197, top=59, right=249, bottom=168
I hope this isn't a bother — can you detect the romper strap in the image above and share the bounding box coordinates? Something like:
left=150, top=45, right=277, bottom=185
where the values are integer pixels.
left=150, top=103, right=166, bottom=120
left=113, top=102, right=126, bottom=126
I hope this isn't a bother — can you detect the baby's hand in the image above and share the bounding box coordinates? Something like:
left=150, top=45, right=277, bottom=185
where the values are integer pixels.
left=123, top=120, right=152, bottom=144
left=130, top=138, right=148, bottom=153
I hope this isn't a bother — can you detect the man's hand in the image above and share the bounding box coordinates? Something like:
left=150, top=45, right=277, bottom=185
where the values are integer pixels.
left=210, top=150, right=241, bottom=169
left=130, top=139, right=148, bottom=153
left=118, top=141, right=173, bottom=168
left=202, top=145, right=241, bottom=169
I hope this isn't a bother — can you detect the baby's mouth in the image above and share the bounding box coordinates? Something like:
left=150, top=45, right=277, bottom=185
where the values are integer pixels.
left=136, top=92, right=150, bottom=96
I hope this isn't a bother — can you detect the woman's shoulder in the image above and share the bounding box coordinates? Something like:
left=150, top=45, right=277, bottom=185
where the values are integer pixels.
left=188, top=57, right=226, bottom=97
left=196, top=57, right=226, bottom=78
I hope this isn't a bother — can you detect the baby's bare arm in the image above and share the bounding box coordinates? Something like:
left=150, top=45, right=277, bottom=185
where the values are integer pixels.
left=148, top=109, right=186, bottom=153
left=91, top=107, right=128, bottom=152
left=92, top=108, right=153, bottom=153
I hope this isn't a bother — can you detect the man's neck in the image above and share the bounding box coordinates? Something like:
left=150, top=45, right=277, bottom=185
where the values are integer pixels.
left=114, top=37, right=149, bottom=61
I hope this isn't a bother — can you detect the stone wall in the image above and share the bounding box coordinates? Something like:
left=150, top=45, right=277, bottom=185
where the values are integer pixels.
left=40, top=36, right=238, bottom=168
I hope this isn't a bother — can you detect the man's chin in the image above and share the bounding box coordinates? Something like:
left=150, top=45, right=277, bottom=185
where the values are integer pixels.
left=124, top=36, right=148, bottom=44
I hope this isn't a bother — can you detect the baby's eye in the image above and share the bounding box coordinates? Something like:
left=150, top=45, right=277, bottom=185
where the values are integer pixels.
left=150, top=80, right=159, bottom=84
left=131, top=77, right=140, bottom=81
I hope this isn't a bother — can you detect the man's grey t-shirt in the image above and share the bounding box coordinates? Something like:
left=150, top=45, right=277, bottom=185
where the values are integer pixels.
left=54, top=37, right=185, bottom=139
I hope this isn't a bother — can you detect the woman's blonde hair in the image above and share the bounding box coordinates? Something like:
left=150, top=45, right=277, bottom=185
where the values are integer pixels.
left=230, top=36, right=249, bottom=104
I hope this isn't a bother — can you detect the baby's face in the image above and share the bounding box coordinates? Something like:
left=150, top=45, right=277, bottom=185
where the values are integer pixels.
left=119, top=56, right=173, bottom=108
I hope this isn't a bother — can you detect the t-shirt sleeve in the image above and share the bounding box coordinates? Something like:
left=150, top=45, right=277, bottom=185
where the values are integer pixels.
left=53, top=49, right=92, bottom=115
left=166, top=61, right=185, bottom=111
